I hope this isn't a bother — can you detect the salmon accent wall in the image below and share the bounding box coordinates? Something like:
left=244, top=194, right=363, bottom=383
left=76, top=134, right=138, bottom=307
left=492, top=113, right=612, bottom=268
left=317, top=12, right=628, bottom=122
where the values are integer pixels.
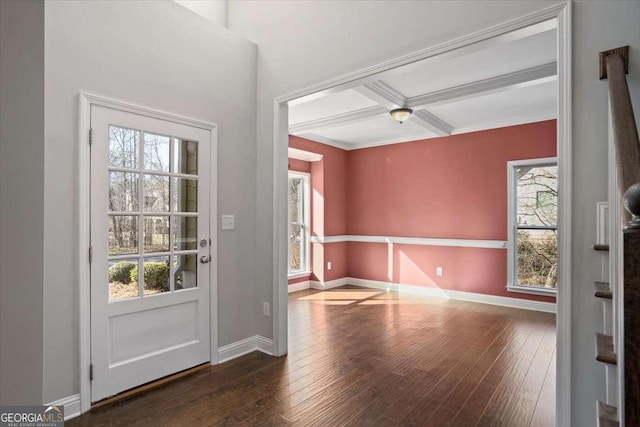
left=288, top=120, right=557, bottom=302
left=288, top=137, right=348, bottom=284
left=288, top=158, right=310, bottom=173
left=346, top=120, right=557, bottom=239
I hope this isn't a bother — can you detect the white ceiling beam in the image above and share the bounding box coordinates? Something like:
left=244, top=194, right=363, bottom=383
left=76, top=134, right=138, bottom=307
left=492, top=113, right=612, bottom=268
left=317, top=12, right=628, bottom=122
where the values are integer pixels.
left=289, top=105, right=387, bottom=134
left=411, top=110, right=454, bottom=136
left=288, top=147, right=323, bottom=162
left=289, top=63, right=556, bottom=135
left=406, top=62, right=557, bottom=109
left=354, top=81, right=406, bottom=110
left=295, top=133, right=354, bottom=151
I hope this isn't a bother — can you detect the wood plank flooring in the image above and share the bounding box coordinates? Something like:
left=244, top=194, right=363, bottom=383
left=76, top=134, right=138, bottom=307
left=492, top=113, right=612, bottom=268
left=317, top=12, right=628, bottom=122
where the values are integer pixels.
left=68, top=286, right=556, bottom=426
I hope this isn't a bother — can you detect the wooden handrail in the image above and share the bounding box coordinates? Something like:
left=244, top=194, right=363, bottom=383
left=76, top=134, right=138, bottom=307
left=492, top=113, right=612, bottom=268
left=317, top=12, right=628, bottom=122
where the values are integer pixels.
left=601, top=45, right=640, bottom=427
left=603, top=47, right=640, bottom=225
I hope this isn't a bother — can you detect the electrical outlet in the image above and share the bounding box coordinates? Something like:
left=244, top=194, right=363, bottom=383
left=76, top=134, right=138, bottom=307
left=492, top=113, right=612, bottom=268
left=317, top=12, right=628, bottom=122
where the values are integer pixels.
left=436, top=267, right=443, bottom=276
left=327, top=261, right=332, bottom=270
left=263, top=302, right=270, bottom=316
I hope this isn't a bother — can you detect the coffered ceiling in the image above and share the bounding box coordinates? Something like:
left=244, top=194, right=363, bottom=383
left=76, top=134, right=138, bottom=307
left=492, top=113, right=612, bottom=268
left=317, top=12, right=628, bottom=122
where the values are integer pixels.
left=288, top=20, right=558, bottom=150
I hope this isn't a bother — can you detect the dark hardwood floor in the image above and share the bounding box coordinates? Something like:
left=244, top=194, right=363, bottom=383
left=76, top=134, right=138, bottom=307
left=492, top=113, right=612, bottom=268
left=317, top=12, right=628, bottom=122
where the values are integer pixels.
left=68, top=286, right=556, bottom=426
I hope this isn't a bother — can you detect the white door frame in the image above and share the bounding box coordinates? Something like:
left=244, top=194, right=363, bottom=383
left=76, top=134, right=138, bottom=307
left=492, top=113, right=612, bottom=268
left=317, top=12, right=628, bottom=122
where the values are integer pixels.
left=271, top=2, right=572, bottom=426
left=78, top=93, right=218, bottom=413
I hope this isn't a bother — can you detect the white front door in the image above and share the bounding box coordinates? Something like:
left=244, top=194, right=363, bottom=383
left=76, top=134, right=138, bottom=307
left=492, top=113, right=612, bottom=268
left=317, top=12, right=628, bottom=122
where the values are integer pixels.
left=90, top=105, right=212, bottom=402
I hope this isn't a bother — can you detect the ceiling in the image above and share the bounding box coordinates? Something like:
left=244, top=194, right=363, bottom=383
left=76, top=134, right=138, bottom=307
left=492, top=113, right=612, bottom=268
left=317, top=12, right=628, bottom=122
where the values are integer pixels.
left=288, top=20, right=558, bottom=151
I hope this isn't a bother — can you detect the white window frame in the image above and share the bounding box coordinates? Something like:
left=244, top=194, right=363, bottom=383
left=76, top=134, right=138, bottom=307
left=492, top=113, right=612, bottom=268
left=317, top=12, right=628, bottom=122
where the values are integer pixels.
left=507, top=156, right=558, bottom=296
left=287, top=171, right=310, bottom=278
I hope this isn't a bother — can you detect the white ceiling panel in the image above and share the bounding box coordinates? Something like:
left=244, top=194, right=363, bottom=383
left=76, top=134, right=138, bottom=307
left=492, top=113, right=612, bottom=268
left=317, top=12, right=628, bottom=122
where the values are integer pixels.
left=380, top=29, right=557, bottom=98
left=428, top=80, right=557, bottom=132
left=288, top=88, right=378, bottom=125
left=310, top=115, right=438, bottom=146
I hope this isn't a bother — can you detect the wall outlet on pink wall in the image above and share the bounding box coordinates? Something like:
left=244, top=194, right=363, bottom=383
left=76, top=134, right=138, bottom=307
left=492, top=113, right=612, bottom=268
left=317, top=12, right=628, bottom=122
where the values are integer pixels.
left=327, top=261, right=332, bottom=270
left=436, top=267, right=443, bottom=277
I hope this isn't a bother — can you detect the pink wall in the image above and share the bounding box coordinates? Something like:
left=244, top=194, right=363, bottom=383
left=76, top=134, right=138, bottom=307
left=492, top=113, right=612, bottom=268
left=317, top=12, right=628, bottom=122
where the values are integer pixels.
left=288, top=121, right=557, bottom=302
left=346, top=120, right=557, bottom=239
left=288, top=158, right=310, bottom=173
left=346, top=120, right=557, bottom=302
left=288, top=136, right=348, bottom=284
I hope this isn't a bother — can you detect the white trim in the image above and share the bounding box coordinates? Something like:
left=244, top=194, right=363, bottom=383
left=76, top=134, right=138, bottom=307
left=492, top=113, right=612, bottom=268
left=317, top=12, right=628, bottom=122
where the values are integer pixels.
left=289, top=106, right=387, bottom=133
left=255, top=336, right=274, bottom=355
left=288, top=147, right=323, bottom=162
left=354, top=81, right=405, bottom=110
left=298, top=112, right=557, bottom=152
left=347, top=277, right=556, bottom=313
left=288, top=271, right=312, bottom=280
left=288, top=63, right=556, bottom=137
left=310, top=234, right=507, bottom=249
left=311, top=277, right=350, bottom=290
left=288, top=281, right=311, bottom=293
left=288, top=171, right=310, bottom=275
left=411, top=110, right=453, bottom=136
left=507, top=156, right=558, bottom=290
left=217, top=335, right=273, bottom=364
left=273, top=5, right=572, bottom=425
left=406, top=62, right=557, bottom=110
left=295, top=133, right=352, bottom=151
left=597, top=201, right=609, bottom=246
left=451, top=111, right=557, bottom=136
left=46, top=394, right=81, bottom=421
left=507, top=285, right=558, bottom=297
left=78, top=92, right=218, bottom=414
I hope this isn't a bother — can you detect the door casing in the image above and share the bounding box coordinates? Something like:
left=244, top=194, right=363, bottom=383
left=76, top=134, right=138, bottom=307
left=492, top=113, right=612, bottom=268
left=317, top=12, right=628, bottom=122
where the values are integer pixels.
left=78, top=92, right=218, bottom=413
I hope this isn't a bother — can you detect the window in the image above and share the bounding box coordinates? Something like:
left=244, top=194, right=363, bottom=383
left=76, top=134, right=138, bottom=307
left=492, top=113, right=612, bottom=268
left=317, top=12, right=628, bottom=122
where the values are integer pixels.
left=507, top=157, right=558, bottom=295
left=288, top=172, right=310, bottom=276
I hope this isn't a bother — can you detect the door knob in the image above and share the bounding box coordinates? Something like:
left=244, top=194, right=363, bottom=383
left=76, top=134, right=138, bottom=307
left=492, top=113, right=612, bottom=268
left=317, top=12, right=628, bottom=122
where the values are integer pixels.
left=200, top=255, right=211, bottom=264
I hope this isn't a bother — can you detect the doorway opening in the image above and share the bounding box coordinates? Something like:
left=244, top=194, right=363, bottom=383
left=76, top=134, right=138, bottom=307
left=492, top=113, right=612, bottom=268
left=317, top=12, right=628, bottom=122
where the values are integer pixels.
left=274, top=4, right=571, bottom=425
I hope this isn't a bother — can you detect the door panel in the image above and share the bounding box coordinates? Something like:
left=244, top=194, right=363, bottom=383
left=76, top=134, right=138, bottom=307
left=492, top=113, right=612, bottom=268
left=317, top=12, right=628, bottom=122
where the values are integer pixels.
left=90, top=105, right=211, bottom=402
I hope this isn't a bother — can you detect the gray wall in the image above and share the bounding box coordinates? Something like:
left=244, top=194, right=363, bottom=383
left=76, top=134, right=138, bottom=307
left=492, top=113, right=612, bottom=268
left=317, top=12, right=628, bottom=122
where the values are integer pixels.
left=42, top=1, right=257, bottom=403
left=227, top=1, right=640, bottom=426
left=0, top=0, right=45, bottom=406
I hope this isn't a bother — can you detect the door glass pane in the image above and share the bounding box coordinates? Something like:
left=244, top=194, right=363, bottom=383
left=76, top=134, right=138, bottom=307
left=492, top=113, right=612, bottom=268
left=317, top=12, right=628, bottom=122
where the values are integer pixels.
left=108, top=126, right=139, bottom=169
left=174, top=139, right=198, bottom=175
left=172, top=178, right=198, bottom=212
left=109, top=216, right=138, bottom=255
left=174, top=254, right=198, bottom=290
left=109, top=172, right=139, bottom=212
left=109, top=259, right=139, bottom=300
left=516, top=165, right=558, bottom=227
left=144, top=133, right=170, bottom=172
left=143, top=174, right=170, bottom=212
left=173, top=216, right=197, bottom=251
left=143, top=216, right=170, bottom=253
left=517, top=229, right=557, bottom=289
left=142, top=256, right=170, bottom=295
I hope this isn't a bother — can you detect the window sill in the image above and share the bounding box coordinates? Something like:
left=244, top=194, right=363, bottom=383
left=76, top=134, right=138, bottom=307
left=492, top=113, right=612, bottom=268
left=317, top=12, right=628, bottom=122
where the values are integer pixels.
left=507, top=285, right=557, bottom=297
left=288, top=271, right=312, bottom=280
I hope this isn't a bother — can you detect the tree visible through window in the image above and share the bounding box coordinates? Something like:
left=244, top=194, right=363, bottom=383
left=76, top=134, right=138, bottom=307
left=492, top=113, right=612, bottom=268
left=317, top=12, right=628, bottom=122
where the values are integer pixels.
left=508, top=158, right=558, bottom=291
left=288, top=172, right=309, bottom=275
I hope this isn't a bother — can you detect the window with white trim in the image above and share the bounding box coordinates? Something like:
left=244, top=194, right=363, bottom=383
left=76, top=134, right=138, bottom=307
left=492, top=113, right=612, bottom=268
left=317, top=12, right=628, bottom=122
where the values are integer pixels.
left=288, top=172, right=310, bottom=276
left=507, top=157, right=558, bottom=295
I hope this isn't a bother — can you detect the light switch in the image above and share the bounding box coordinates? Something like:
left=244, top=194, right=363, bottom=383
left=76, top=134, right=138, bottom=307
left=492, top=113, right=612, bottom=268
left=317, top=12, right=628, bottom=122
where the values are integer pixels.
left=222, top=215, right=235, bottom=230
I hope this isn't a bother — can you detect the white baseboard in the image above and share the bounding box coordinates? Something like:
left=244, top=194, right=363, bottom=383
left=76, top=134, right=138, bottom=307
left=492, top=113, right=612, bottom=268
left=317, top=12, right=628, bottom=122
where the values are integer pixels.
left=217, top=335, right=274, bottom=364
left=288, top=280, right=311, bottom=293
left=346, top=277, right=556, bottom=313
left=311, top=277, right=350, bottom=290
left=256, top=335, right=274, bottom=355
left=46, top=393, right=81, bottom=421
